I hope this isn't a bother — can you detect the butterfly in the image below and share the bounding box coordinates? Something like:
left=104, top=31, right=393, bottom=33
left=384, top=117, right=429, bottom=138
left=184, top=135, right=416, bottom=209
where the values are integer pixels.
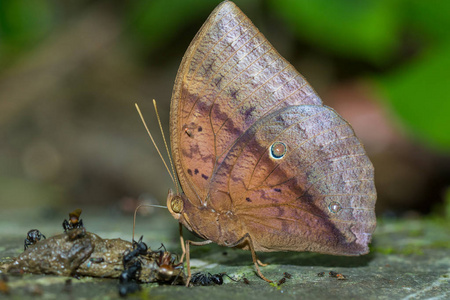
left=150, top=0, right=376, bottom=285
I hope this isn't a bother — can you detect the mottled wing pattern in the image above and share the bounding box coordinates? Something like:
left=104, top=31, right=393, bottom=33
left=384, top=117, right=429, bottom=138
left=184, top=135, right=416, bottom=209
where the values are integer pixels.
left=170, top=1, right=376, bottom=255
left=170, top=1, right=321, bottom=206
left=209, top=105, right=376, bottom=255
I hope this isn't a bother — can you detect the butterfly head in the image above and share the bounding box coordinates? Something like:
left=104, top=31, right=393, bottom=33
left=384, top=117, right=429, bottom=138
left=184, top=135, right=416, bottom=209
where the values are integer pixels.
left=167, top=189, right=183, bottom=218
left=167, top=189, right=198, bottom=234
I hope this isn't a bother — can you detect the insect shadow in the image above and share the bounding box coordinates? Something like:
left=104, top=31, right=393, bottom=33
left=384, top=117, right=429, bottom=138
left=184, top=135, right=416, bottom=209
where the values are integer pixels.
left=190, top=242, right=374, bottom=269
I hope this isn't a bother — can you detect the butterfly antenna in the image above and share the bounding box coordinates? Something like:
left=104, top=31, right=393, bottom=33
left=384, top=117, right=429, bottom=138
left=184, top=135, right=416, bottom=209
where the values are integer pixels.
left=132, top=203, right=167, bottom=242
left=135, top=103, right=176, bottom=186
left=153, top=99, right=180, bottom=194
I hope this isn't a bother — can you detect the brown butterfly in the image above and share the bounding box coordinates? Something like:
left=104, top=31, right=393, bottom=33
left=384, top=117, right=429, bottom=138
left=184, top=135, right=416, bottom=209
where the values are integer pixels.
left=152, top=0, right=376, bottom=284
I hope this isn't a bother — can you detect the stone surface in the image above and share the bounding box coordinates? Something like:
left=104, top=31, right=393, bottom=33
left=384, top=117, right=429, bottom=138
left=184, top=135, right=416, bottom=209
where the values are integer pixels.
left=0, top=208, right=449, bottom=299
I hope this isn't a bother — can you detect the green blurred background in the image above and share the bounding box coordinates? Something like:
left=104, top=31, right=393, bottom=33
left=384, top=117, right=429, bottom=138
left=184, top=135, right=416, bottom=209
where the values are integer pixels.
left=0, top=0, right=449, bottom=221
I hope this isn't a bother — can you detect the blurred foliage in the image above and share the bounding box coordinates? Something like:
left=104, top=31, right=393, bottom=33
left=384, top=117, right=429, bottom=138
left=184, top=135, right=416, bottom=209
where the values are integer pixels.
left=267, top=0, right=450, bottom=152
left=268, top=0, right=401, bottom=64
left=125, top=0, right=218, bottom=53
left=124, top=0, right=259, bottom=63
left=0, top=0, right=56, bottom=67
left=380, top=41, right=450, bottom=151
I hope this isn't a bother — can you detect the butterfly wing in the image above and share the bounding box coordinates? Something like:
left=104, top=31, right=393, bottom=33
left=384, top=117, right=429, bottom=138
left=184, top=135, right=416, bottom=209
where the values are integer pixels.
left=170, top=1, right=321, bottom=207
left=170, top=1, right=376, bottom=255
left=209, top=104, right=376, bottom=255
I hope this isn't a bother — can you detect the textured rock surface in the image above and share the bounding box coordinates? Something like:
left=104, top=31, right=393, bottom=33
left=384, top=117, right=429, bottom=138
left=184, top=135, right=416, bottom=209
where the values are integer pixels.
left=0, top=208, right=448, bottom=299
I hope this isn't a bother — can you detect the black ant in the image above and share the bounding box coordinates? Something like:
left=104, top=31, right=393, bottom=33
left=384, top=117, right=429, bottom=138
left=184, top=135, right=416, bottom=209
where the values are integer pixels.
left=122, top=236, right=148, bottom=268
left=62, top=209, right=84, bottom=232
left=119, top=237, right=147, bottom=297
left=118, top=260, right=142, bottom=297
left=24, top=229, right=46, bottom=250
left=119, top=260, right=142, bottom=284
left=190, top=272, right=236, bottom=286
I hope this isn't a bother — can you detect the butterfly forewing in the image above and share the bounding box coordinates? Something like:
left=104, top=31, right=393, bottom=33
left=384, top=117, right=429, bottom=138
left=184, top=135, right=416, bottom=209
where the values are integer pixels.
left=171, top=1, right=321, bottom=206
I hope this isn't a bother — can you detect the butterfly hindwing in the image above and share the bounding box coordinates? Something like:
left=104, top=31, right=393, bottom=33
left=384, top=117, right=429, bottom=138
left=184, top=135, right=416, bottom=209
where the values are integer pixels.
left=209, top=105, right=376, bottom=255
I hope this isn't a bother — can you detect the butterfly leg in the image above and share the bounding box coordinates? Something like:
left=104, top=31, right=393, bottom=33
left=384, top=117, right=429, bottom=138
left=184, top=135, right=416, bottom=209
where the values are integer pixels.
left=184, top=239, right=213, bottom=287
left=179, top=223, right=186, bottom=263
left=257, top=259, right=269, bottom=267
left=226, top=233, right=273, bottom=283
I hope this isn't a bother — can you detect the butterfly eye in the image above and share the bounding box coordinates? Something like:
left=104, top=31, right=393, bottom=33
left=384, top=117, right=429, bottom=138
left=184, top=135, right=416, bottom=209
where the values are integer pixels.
left=270, top=142, right=287, bottom=159
left=328, top=201, right=342, bottom=214
left=171, top=197, right=184, bottom=213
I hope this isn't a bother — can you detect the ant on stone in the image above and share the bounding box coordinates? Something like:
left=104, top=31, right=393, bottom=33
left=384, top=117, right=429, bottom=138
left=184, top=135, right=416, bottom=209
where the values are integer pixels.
left=119, top=236, right=147, bottom=297
left=122, top=236, right=148, bottom=268
left=119, top=260, right=142, bottom=297
left=190, top=272, right=236, bottom=286
left=62, top=209, right=84, bottom=232
left=24, top=229, right=46, bottom=250
left=120, top=260, right=142, bottom=284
